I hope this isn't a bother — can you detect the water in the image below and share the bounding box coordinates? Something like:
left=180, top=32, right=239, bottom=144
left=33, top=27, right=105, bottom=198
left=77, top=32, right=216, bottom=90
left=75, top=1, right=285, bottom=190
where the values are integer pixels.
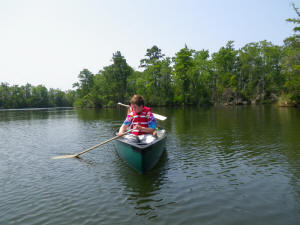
left=0, top=106, right=299, bottom=225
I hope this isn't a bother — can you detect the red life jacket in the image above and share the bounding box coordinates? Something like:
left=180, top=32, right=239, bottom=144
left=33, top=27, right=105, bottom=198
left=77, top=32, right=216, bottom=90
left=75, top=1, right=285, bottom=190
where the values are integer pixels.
left=130, top=106, right=151, bottom=136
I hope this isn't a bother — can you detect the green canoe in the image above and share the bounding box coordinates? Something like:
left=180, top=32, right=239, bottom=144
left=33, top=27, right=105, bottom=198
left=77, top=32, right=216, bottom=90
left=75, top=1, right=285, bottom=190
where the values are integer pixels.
left=114, top=128, right=167, bottom=173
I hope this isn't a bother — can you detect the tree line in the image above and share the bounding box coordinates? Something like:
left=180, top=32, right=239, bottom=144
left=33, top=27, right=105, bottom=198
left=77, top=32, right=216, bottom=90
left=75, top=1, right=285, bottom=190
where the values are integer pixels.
left=0, top=83, right=75, bottom=109
left=73, top=4, right=299, bottom=108
left=1, top=4, right=299, bottom=109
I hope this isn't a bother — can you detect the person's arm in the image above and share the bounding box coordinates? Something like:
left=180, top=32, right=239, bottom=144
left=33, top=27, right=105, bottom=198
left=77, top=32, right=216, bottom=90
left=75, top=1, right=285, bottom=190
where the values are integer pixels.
left=118, top=113, right=133, bottom=136
left=118, top=124, right=129, bottom=136
left=133, top=125, right=154, bottom=134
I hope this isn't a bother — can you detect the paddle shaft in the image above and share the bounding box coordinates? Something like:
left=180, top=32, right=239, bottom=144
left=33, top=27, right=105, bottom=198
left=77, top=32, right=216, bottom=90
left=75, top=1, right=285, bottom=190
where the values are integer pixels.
left=74, top=129, right=131, bottom=157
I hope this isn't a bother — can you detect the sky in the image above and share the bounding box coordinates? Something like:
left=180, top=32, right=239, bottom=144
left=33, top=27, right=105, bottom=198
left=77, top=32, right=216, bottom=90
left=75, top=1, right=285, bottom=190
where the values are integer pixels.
left=0, top=0, right=298, bottom=90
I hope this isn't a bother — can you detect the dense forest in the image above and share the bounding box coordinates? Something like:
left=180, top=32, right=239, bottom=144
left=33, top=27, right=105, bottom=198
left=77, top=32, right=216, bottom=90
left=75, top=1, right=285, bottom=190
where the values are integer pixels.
left=0, top=83, right=75, bottom=108
left=1, top=4, right=299, bottom=109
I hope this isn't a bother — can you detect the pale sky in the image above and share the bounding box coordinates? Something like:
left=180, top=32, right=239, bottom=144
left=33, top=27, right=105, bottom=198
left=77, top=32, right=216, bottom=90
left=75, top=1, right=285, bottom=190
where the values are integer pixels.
left=0, top=0, right=297, bottom=90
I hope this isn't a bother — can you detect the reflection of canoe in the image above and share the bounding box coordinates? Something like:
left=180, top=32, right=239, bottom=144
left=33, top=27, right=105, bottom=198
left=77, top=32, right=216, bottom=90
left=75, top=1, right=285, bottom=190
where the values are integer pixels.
left=114, top=128, right=167, bottom=173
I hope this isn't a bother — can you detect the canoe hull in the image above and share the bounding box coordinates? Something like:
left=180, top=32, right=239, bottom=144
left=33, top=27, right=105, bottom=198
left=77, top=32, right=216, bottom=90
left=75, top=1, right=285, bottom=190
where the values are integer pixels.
left=114, top=131, right=166, bottom=173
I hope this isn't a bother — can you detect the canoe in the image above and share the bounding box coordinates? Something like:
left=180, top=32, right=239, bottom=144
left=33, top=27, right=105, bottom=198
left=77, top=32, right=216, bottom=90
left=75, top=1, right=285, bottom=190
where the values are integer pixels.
left=114, top=128, right=167, bottom=173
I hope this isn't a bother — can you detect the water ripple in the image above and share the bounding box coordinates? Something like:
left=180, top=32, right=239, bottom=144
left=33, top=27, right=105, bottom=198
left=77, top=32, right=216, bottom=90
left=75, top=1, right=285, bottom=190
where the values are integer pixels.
left=1, top=107, right=300, bottom=225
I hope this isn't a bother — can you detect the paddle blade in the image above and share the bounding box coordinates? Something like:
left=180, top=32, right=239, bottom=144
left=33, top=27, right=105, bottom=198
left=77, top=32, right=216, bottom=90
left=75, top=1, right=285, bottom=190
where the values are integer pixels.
left=52, top=154, right=77, bottom=159
left=153, top=113, right=167, bottom=121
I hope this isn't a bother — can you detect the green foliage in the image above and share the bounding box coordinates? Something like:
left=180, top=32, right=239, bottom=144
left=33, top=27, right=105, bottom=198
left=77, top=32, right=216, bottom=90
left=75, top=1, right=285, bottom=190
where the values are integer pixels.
left=277, top=93, right=295, bottom=107
left=239, top=41, right=283, bottom=104
left=70, top=37, right=288, bottom=107
left=0, top=83, right=74, bottom=109
left=101, top=51, right=133, bottom=104
left=73, top=69, right=94, bottom=98
left=173, top=45, right=194, bottom=104
left=73, top=94, right=96, bottom=108
left=281, top=3, right=300, bottom=104
left=138, top=46, right=173, bottom=105
left=2, top=4, right=299, bottom=108
left=211, top=41, right=238, bottom=103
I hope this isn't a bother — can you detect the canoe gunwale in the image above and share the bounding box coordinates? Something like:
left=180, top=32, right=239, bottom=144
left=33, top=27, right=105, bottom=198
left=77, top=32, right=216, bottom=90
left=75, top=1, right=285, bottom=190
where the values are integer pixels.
left=114, top=128, right=167, bottom=151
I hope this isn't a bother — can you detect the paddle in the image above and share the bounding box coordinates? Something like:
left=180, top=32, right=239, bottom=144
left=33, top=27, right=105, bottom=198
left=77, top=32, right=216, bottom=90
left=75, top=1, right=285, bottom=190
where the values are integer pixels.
left=52, top=129, right=132, bottom=159
left=117, top=102, right=167, bottom=121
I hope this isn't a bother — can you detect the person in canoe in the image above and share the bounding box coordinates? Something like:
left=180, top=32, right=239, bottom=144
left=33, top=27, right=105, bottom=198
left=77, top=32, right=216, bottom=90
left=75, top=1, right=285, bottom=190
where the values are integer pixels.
left=118, top=94, right=157, bottom=143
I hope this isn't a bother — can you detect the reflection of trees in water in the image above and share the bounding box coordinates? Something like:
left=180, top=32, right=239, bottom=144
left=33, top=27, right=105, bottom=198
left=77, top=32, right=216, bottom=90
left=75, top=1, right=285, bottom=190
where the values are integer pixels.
left=115, top=151, right=170, bottom=221
left=277, top=107, right=300, bottom=156
left=170, top=105, right=300, bottom=191
left=276, top=107, right=300, bottom=200
left=170, top=105, right=296, bottom=160
left=75, top=108, right=128, bottom=132
left=0, top=108, right=74, bottom=122
left=76, top=108, right=126, bottom=121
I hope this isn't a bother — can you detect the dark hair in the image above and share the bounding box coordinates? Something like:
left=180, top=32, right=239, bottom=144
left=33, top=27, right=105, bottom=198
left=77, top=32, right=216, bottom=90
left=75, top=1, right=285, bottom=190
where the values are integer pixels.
left=130, top=95, right=144, bottom=106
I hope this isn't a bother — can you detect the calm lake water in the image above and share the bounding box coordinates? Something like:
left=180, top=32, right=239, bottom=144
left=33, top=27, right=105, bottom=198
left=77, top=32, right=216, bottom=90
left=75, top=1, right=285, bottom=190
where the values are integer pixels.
left=0, top=106, right=300, bottom=225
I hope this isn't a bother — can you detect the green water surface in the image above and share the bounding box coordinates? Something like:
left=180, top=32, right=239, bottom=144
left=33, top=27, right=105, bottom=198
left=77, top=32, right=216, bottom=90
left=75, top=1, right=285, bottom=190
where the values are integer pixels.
left=0, top=105, right=299, bottom=225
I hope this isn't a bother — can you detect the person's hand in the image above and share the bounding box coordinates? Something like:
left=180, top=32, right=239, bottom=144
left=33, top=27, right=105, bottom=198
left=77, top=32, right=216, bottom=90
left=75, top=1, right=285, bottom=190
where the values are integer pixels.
left=117, top=131, right=125, bottom=136
left=134, top=125, right=143, bottom=131
left=152, top=130, right=157, bottom=136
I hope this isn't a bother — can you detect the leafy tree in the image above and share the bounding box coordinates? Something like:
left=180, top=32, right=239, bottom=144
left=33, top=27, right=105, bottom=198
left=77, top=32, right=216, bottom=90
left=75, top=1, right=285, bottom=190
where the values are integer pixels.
left=191, top=49, right=214, bottom=105
left=102, top=51, right=132, bottom=104
left=239, top=41, right=283, bottom=103
left=72, top=69, right=97, bottom=108
left=0, top=82, right=74, bottom=109
left=281, top=3, right=300, bottom=105
left=48, top=88, right=71, bottom=107
left=31, top=85, right=49, bottom=107
left=159, top=57, right=174, bottom=104
left=173, top=45, right=194, bottom=104
left=140, top=45, right=165, bottom=68
left=111, top=51, right=132, bottom=103
left=10, top=85, right=25, bottom=108
left=65, top=90, right=77, bottom=106
left=139, top=45, right=172, bottom=105
left=23, top=83, right=33, bottom=106
left=211, top=41, right=238, bottom=104
left=126, top=70, right=146, bottom=100
left=0, top=83, right=11, bottom=108
left=73, top=69, right=94, bottom=97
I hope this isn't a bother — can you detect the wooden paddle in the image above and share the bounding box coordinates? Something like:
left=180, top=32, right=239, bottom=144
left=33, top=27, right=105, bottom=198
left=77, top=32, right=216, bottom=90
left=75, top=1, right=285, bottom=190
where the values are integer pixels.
left=52, top=129, right=132, bottom=159
left=117, top=102, right=167, bottom=121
